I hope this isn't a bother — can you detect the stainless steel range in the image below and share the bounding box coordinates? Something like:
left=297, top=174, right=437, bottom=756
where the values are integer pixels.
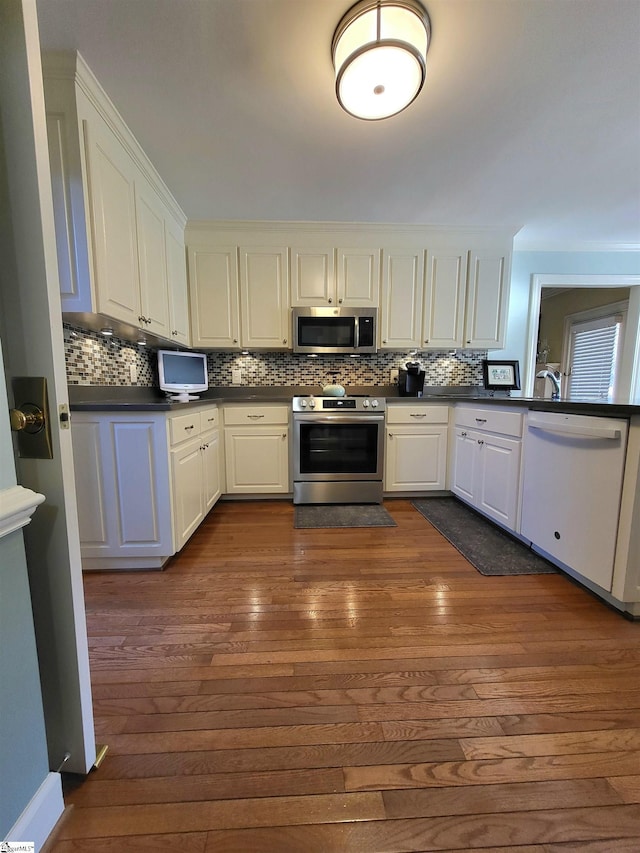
left=292, top=395, right=386, bottom=505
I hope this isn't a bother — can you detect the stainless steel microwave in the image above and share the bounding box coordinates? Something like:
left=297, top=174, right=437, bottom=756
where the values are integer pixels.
left=292, top=307, right=377, bottom=355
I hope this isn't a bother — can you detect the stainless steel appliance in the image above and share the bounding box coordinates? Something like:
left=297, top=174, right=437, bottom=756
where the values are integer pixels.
left=292, top=395, right=386, bottom=504
left=292, top=307, right=377, bottom=355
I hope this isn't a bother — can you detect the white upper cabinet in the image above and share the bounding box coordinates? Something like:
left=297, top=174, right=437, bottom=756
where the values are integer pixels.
left=422, top=250, right=467, bottom=349
left=290, top=247, right=335, bottom=306
left=165, top=216, right=190, bottom=346
left=379, top=249, right=425, bottom=349
left=464, top=250, right=511, bottom=348
left=42, top=52, right=188, bottom=345
left=291, top=246, right=379, bottom=307
left=336, top=247, right=380, bottom=307
left=188, top=246, right=240, bottom=349
left=135, top=174, right=171, bottom=337
left=84, top=115, right=141, bottom=327
left=240, top=247, right=290, bottom=348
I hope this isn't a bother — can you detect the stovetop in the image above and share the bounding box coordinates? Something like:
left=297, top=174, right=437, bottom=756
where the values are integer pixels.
left=292, top=395, right=385, bottom=413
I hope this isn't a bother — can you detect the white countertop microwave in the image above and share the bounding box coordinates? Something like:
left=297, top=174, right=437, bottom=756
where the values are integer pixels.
left=292, top=307, right=377, bottom=355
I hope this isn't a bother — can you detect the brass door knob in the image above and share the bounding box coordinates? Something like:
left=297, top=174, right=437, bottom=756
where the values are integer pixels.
left=10, top=404, right=45, bottom=434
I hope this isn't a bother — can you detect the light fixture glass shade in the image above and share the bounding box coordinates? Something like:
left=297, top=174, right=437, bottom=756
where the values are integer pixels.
left=333, top=0, right=430, bottom=120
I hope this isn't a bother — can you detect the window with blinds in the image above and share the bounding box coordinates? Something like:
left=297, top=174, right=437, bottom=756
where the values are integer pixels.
left=564, top=309, right=625, bottom=401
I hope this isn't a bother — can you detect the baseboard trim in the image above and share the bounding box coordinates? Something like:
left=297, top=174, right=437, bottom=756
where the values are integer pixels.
left=4, top=772, right=64, bottom=852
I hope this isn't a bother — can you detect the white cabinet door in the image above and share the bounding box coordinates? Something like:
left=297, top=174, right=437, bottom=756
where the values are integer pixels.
left=165, top=216, right=190, bottom=346
left=225, top=426, right=289, bottom=493
left=240, top=247, right=290, bottom=348
left=385, top=426, right=448, bottom=491
left=380, top=249, right=424, bottom=349
left=135, top=176, right=171, bottom=337
left=171, top=437, right=205, bottom=551
left=188, top=246, right=240, bottom=348
left=72, top=414, right=173, bottom=564
left=290, top=247, right=335, bottom=306
left=451, top=428, right=479, bottom=504
left=422, top=250, right=467, bottom=348
left=85, top=116, right=141, bottom=326
left=336, top=247, right=380, bottom=307
left=202, top=429, right=223, bottom=512
left=475, top=433, right=521, bottom=529
left=465, top=250, right=510, bottom=348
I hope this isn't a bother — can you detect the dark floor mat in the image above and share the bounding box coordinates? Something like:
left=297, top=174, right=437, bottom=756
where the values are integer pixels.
left=294, top=504, right=397, bottom=529
left=412, top=497, right=557, bottom=576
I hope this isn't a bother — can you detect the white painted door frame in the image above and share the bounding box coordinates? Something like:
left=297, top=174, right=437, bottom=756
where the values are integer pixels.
left=524, top=274, right=640, bottom=400
left=0, top=0, right=95, bottom=777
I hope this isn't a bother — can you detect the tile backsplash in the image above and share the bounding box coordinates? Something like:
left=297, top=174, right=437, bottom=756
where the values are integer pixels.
left=64, top=323, right=486, bottom=388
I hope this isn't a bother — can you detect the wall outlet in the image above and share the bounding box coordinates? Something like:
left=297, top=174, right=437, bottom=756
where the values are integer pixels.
left=231, top=368, right=242, bottom=385
left=390, top=368, right=399, bottom=385
left=129, top=363, right=137, bottom=383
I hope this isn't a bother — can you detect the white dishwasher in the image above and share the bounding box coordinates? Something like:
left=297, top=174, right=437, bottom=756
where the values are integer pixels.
left=521, top=411, right=628, bottom=592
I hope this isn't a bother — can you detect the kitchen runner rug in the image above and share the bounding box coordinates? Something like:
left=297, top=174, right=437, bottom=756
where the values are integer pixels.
left=294, top=504, right=397, bottom=529
left=411, top=497, right=557, bottom=576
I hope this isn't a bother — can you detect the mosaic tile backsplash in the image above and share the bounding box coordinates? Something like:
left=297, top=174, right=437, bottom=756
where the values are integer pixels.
left=64, top=323, right=486, bottom=388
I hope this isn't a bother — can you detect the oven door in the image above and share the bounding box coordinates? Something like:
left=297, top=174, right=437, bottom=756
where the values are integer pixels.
left=293, top=413, right=384, bottom=482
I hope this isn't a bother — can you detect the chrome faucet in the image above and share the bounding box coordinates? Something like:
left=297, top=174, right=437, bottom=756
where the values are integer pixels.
left=536, top=369, right=561, bottom=400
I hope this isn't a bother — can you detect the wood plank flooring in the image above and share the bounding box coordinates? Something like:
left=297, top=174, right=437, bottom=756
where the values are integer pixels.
left=44, top=499, right=640, bottom=852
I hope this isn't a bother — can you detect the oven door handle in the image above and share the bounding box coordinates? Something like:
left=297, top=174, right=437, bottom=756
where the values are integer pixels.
left=293, top=413, right=384, bottom=424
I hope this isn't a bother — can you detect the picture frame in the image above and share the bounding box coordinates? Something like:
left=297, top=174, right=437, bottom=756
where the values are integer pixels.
left=482, top=359, right=521, bottom=391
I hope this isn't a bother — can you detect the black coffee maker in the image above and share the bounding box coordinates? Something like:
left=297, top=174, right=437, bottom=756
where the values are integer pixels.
left=398, top=361, right=426, bottom=397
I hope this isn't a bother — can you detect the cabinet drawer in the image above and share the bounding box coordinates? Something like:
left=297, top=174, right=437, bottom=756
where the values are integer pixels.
left=224, top=404, right=289, bottom=426
left=200, top=407, right=219, bottom=432
left=168, top=411, right=202, bottom=445
left=454, top=406, right=523, bottom=438
left=387, top=405, right=449, bottom=425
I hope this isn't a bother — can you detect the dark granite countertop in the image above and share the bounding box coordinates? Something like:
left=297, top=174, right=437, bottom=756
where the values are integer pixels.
left=68, top=385, right=640, bottom=418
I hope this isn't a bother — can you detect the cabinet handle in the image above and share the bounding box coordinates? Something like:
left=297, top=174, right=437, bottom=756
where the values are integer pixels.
left=247, top=414, right=265, bottom=419
left=475, top=418, right=487, bottom=423
left=410, top=413, right=427, bottom=418
left=185, top=424, right=195, bottom=431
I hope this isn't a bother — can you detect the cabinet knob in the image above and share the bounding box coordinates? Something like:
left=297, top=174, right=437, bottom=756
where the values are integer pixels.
left=338, top=298, right=343, bottom=304
left=467, top=340, right=471, bottom=344
left=233, top=338, right=238, bottom=344
left=172, top=330, right=178, bottom=336
left=461, top=431, right=467, bottom=437
left=389, top=432, right=393, bottom=438
left=383, top=340, right=387, bottom=344
left=283, top=338, right=287, bottom=344
left=478, top=439, right=484, bottom=445
left=328, top=298, right=332, bottom=304
left=282, top=433, right=286, bottom=439
left=424, top=339, right=429, bottom=344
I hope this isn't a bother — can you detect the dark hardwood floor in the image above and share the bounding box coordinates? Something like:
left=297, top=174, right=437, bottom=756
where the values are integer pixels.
left=45, top=499, right=640, bottom=852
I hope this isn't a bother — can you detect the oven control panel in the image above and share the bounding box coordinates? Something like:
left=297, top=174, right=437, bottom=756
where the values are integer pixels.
left=292, top=396, right=385, bottom=413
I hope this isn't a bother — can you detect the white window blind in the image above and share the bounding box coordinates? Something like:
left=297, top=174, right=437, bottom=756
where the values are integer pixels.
left=566, top=314, right=622, bottom=401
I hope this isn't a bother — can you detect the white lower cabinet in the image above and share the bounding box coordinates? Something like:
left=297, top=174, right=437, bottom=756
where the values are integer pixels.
left=223, top=404, right=290, bottom=494
left=169, top=407, right=223, bottom=551
left=451, top=405, right=524, bottom=532
left=384, top=404, right=449, bottom=491
left=71, top=412, right=173, bottom=569
left=72, top=404, right=223, bottom=569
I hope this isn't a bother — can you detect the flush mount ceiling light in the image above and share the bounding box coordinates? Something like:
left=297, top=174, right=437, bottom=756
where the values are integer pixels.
left=332, top=0, right=431, bottom=120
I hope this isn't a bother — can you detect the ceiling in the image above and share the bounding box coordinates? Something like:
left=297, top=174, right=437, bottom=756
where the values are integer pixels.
left=35, top=0, right=640, bottom=249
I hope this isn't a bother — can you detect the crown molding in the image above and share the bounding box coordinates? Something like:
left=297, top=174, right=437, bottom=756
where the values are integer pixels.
left=513, top=238, right=640, bottom=253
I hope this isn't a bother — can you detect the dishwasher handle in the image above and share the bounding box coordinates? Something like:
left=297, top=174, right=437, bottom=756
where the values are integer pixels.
left=528, top=414, right=621, bottom=441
